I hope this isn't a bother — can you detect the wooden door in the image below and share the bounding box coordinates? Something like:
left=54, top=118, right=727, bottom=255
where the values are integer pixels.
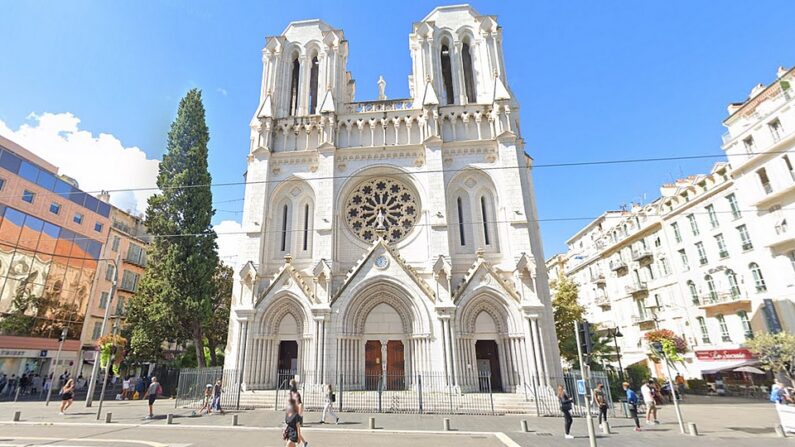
left=365, top=340, right=382, bottom=390
left=475, top=340, right=502, bottom=392
left=386, top=340, right=405, bottom=390
left=277, top=341, right=298, bottom=387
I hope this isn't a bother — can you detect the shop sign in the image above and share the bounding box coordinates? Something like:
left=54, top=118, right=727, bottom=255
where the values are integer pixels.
left=695, top=349, right=753, bottom=361
left=0, top=350, right=26, bottom=357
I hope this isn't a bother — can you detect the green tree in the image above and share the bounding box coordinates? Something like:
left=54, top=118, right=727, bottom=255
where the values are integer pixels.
left=552, top=276, right=613, bottom=366
left=205, top=262, right=233, bottom=367
left=747, top=332, right=795, bottom=381
left=128, top=89, right=218, bottom=366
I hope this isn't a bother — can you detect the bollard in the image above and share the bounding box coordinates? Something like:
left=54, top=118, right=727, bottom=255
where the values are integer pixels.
left=601, top=421, right=610, bottom=435
left=368, top=417, right=375, bottom=430
left=775, top=425, right=787, bottom=438
left=232, top=415, right=239, bottom=426
left=105, top=412, right=112, bottom=424
left=688, top=422, right=699, bottom=436
left=520, top=419, right=529, bottom=433
left=167, top=414, right=174, bottom=425
left=12, top=411, right=21, bottom=422
left=443, top=418, right=451, bottom=431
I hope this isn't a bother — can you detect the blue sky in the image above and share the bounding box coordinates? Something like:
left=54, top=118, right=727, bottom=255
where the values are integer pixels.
left=1, top=0, right=794, bottom=259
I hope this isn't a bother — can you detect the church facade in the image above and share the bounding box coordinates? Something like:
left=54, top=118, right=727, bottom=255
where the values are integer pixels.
left=224, top=5, right=562, bottom=394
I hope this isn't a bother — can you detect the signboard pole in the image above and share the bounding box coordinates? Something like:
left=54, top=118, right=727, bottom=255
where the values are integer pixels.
left=574, top=321, right=597, bottom=447
left=44, top=328, right=68, bottom=406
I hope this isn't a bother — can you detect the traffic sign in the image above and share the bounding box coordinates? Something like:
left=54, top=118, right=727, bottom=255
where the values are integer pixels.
left=577, top=379, right=586, bottom=395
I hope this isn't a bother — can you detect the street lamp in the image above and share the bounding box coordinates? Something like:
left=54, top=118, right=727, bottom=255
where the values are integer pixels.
left=608, top=327, right=625, bottom=383
left=85, top=256, right=120, bottom=407
left=651, top=341, right=686, bottom=434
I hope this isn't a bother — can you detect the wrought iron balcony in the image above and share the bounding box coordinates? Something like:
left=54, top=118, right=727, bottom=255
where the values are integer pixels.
left=610, top=259, right=627, bottom=272
left=631, top=249, right=653, bottom=262
left=595, top=295, right=611, bottom=308
left=626, top=281, right=649, bottom=296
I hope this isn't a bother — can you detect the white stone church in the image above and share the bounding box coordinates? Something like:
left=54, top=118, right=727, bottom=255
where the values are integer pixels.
left=224, top=4, right=562, bottom=395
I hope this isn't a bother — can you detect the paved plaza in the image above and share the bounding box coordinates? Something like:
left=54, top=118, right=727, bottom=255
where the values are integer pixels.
left=0, top=396, right=791, bottom=446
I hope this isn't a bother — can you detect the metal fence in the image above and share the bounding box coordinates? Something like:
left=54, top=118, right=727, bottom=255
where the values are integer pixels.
left=175, top=367, right=241, bottom=410
left=534, top=370, right=614, bottom=417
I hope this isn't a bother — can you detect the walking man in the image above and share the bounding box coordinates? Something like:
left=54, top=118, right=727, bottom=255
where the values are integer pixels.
left=211, top=379, right=224, bottom=414
left=143, top=376, right=162, bottom=419
left=623, top=382, right=641, bottom=432
left=593, top=383, right=608, bottom=429
left=641, top=379, right=659, bottom=425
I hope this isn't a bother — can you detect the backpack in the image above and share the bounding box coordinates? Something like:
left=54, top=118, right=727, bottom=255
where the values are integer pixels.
left=331, top=393, right=336, bottom=403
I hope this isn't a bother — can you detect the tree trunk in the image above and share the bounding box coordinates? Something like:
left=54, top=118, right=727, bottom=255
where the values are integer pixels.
left=208, top=340, right=218, bottom=367
left=193, top=324, right=206, bottom=368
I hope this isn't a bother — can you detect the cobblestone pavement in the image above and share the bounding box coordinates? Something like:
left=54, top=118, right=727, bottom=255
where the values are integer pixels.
left=0, top=396, right=791, bottom=446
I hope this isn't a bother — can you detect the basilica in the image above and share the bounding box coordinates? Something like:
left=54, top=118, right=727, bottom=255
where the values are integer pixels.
left=224, top=4, right=562, bottom=395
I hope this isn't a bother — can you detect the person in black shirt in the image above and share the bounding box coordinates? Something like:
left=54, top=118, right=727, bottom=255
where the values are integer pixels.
left=558, top=385, right=574, bottom=439
left=283, top=399, right=308, bottom=447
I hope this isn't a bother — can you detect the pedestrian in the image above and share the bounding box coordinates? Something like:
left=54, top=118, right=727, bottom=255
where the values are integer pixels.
left=675, top=373, right=686, bottom=401
left=558, top=384, right=574, bottom=439
left=641, top=379, right=659, bottom=425
left=592, top=382, right=608, bottom=429
left=43, top=374, right=52, bottom=396
left=19, top=374, right=29, bottom=395
left=197, top=384, right=213, bottom=415
left=319, top=384, right=339, bottom=424
left=59, top=378, right=75, bottom=415
left=289, top=379, right=304, bottom=415
left=143, top=376, right=162, bottom=419
left=6, top=374, right=17, bottom=396
left=212, top=379, right=224, bottom=414
left=623, top=382, right=641, bottom=432
left=121, top=376, right=131, bottom=400
left=770, top=381, right=792, bottom=404
left=283, top=399, right=306, bottom=447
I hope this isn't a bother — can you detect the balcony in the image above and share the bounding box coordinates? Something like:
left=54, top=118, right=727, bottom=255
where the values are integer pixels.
left=698, top=291, right=752, bottom=317
left=595, top=295, right=611, bottom=309
left=632, top=314, right=656, bottom=330
left=625, top=281, right=649, bottom=297
left=762, top=182, right=773, bottom=195
left=631, top=249, right=653, bottom=264
left=592, top=273, right=606, bottom=286
left=610, top=259, right=627, bottom=273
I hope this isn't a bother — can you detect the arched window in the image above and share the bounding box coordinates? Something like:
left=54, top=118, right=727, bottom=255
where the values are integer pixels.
left=280, top=203, right=290, bottom=252
left=289, top=57, right=300, bottom=116
left=462, top=42, right=476, bottom=103
left=687, top=280, right=698, bottom=304
left=440, top=44, right=455, bottom=105
left=302, top=203, right=310, bottom=251
left=308, top=55, right=319, bottom=114
left=737, top=311, right=753, bottom=339
left=704, top=275, right=717, bottom=302
left=480, top=195, right=490, bottom=246
left=725, top=270, right=740, bottom=298
left=749, top=262, right=767, bottom=292
left=456, top=196, right=466, bottom=246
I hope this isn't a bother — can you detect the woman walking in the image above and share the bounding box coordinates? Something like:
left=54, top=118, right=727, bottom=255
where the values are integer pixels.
left=58, top=378, right=75, bottom=415
left=283, top=399, right=308, bottom=447
left=320, top=384, right=339, bottom=424
left=197, top=384, right=213, bottom=415
left=558, top=385, right=574, bottom=439
left=289, top=379, right=304, bottom=415
left=592, top=383, right=608, bottom=429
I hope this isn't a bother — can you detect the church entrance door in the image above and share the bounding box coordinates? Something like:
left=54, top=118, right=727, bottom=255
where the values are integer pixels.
left=364, top=340, right=382, bottom=390
left=277, top=340, right=298, bottom=385
left=386, top=340, right=405, bottom=390
left=475, top=340, right=502, bottom=392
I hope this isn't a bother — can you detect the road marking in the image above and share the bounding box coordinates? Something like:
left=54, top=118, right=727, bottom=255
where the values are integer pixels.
left=0, top=436, right=169, bottom=447
left=494, top=432, right=522, bottom=447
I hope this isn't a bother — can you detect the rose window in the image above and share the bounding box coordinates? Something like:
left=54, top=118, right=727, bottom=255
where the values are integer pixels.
left=344, top=177, right=419, bottom=243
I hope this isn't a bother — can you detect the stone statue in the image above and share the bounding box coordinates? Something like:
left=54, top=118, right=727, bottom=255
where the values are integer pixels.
left=376, top=210, right=385, bottom=229
left=377, top=75, right=387, bottom=100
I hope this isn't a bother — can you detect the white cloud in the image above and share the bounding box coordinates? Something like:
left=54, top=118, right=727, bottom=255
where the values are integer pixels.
left=0, top=112, right=160, bottom=215
left=216, top=88, right=228, bottom=97
left=213, top=219, right=242, bottom=268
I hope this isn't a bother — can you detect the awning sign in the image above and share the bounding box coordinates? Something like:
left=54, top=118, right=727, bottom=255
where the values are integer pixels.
left=695, top=349, right=753, bottom=361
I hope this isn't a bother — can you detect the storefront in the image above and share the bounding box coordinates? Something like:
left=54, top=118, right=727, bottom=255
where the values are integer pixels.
left=693, top=348, right=768, bottom=395
left=0, top=348, right=78, bottom=377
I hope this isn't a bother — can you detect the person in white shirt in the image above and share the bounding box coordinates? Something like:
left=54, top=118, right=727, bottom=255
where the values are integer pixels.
left=122, top=376, right=131, bottom=400
left=640, top=379, right=659, bottom=425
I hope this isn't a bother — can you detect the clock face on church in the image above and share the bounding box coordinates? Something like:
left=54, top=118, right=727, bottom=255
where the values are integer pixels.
left=344, top=177, right=419, bottom=244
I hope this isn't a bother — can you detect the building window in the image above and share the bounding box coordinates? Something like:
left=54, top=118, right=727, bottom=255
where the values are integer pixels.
left=769, top=118, right=783, bottom=142
left=462, top=42, right=477, bottom=103
left=440, top=44, right=455, bottom=105
left=706, top=205, right=719, bottom=228
left=480, top=196, right=490, bottom=246
left=94, top=222, right=103, bottom=232
left=714, top=233, right=728, bottom=258
left=456, top=197, right=466, bottom=246
left=737, top=224, right=753, bottom=250
left=280, top=204, right=289, bottom=252
left=289, top=56, right=300, bottom=116
left=697, top=317, right=710, bottom=344
left=757, top=168, right=773, bottom=194
left=678, top=249, right=689, bottom=271
left=302, top=203, right=310, bottom=251
left=308, top=55, right=319, bottom=114
left=49, top=202, right=61, bottom=215
left=0, top=178, right=5, bottom=190
left=789, top=251, right=795, bottom=272
left=727, top=193, right=741, bottom=219
left=726, top=270, right=741, bottom=298
left=705, top=274, right=717, bottom=302
left=73, top=213, right=83, bottom=225
left=742, top=136, right=755, bottom=154
left=105, top=265, right=115, bottom=281
left=671, top=222, right=682, bottom=243
left=695, top=242, right=708, bottom=265
left=111, top=235, right=120, bottom=252
left=99, top=291, right=109, bottom=309
left=784, top=155, right=795, bottom=182
left=92, top=322, right=103, bottom=340
left=716, top=314, right=732, bottom=342
left=125, top=243, right=146, bottom=266
left=687, top=214, right=699, bottom=236
left=749, top=262, right=766, bottom=292
left=21, top=190, right=35, bottom=204
left=115, top=298, right=125, bottom=316
left=120, top=270, right=140, bottom=293
left=659, top=257, right=671, bottom=276
left=688, top=280, right=699, bottom=304
left=738, top=311, right=753, bottom=339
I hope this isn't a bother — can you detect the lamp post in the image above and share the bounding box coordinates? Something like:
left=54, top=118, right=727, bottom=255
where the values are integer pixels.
left=86, top=256, right=119, bottom=407
left=96, top=315, right=120, bottom=420
left=609, top=327, right=624, bottom=383
left=651, top=341, right=685, bottom=434
left=44, top=327, right=68, bottom=406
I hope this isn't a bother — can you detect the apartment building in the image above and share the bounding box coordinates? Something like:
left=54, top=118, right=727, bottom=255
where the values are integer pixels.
left=548, top=66, right=795, bottom=378
left=0, top=134, right=111, bottom=377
